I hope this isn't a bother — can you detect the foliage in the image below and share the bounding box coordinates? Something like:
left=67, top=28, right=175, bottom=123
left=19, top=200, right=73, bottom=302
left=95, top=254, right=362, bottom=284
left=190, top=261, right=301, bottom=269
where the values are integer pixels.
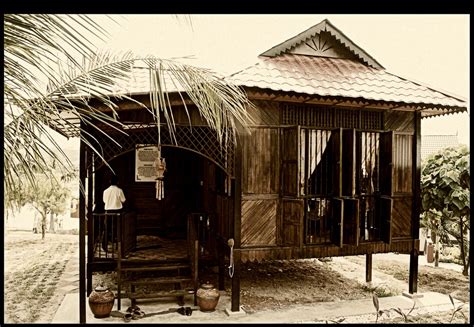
left=421, top=145, right=470, bottom=275
left=372, top=293, right=416, bottom=323
left=4, top=14, right=254, bottom=209
left=19, top=169, right=71, bottom=239
left=448, top=294, right=467, bottom=323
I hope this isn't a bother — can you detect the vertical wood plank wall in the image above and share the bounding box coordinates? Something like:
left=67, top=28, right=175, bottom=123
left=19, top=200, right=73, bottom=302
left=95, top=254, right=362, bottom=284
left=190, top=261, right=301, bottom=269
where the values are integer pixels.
left=384, top=111, right=415, bottom=240
left=241, top=101, right=280, bottom=248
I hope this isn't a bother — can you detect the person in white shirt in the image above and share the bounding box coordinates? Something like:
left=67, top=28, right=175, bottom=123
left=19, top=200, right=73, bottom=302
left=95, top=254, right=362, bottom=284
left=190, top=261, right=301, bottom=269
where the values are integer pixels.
left=102, top=175, right=126, bottom=251
left=103, top=175, right=126, bottom=212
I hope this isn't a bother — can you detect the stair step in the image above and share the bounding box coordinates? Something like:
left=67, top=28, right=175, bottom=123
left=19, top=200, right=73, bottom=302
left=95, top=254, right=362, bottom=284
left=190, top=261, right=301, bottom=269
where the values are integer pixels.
left=121, top=258, right=188, bottom=265
left=120, top=264, right=190, bottom=272
left=125, top=277, right=192, bottom=285
left=129, top=289, right=193, bottom=299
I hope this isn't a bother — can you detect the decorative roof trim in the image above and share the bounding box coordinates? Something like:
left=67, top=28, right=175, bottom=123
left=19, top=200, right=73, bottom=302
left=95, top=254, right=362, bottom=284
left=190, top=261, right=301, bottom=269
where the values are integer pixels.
left=242, top=87, right=467, bottom=117
left=260, top=19, right=384, bottom=69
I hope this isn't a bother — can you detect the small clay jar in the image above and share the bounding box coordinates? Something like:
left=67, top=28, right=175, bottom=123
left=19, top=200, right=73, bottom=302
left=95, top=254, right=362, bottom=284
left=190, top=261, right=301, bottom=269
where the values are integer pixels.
left=88, top=285, right=115, bottom=318
left=196, top=281, right=220, bottom=312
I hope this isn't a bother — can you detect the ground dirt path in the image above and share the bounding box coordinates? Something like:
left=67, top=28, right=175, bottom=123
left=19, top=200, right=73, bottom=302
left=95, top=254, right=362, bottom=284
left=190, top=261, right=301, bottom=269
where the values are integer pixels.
left=4, top=231, right=78, bottom=323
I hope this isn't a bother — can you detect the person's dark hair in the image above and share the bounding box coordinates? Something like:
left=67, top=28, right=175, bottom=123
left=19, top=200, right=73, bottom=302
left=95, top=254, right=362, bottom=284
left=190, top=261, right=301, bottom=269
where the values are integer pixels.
left=110, top=175, right=118, bottom=185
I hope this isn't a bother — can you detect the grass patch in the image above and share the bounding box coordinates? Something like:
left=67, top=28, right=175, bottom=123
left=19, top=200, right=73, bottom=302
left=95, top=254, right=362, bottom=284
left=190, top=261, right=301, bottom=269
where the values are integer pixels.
left=361, top=284, right=395, bottom=297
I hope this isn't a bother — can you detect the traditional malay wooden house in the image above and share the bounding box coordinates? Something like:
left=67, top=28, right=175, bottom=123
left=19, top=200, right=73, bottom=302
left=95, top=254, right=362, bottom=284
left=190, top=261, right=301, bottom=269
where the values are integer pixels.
left=50, top=19, right=467, bottom=321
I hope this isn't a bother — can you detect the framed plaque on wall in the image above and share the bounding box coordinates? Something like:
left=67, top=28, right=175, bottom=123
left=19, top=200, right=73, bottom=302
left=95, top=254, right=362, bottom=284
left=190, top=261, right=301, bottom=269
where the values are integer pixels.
left=135, top=144, right=159, bottom=182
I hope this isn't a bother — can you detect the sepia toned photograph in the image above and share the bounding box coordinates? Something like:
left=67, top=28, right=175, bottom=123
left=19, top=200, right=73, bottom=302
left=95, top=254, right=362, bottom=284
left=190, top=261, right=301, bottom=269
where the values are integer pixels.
left=3, top=14, right=469, bottom=324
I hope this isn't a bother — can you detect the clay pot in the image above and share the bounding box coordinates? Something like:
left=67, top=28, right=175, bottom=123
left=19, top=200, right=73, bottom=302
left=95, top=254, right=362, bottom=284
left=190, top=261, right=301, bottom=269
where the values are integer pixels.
left=196, top=282, right=220, bottom=312
left=88, top=285, right=115, bottom=318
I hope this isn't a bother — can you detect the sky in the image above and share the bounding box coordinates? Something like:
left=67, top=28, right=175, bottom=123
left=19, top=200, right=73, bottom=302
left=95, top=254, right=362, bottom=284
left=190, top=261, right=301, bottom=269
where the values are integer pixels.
left=58, top=14, right=470, bottom=148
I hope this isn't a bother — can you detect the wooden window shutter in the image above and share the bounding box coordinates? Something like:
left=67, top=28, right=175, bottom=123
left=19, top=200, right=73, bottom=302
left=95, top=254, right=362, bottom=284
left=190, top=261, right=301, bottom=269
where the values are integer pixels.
left=342, top=197, right=360, bottom=246
left=378, top=131, right=394, bottom=244
left=331, top=197, right=344, bottom=247
left=281, top=126, right=300, bottom=197
left=378, top=195, right=393, bottom=244
left=379, top=131, right=394, bottom=197
left=342, top=129, right=356, bottom=197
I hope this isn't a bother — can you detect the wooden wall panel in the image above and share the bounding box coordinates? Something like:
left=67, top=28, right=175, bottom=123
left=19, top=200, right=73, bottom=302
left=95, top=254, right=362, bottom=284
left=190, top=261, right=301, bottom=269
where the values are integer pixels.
left=241, top=199, right=277, bottom=247
left=239, top=239, right=414, bottom=263
left=391, top=196, right=413, bottom=238
left=393, top=134, right=413, bottom=193
left=280, top=199, right=304, bottom=246
left=216, top=194, right=233, bottom=241
left=247, top=100, right=280, bottom=126
left=242, top=128, right=279, bottom=194
left=384, top=110, right=414, bottom=133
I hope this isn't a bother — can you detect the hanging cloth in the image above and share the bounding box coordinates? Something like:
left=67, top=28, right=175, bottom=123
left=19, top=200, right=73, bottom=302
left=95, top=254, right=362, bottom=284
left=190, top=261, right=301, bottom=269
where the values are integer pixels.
left=154, top=147, right=166, bottom=200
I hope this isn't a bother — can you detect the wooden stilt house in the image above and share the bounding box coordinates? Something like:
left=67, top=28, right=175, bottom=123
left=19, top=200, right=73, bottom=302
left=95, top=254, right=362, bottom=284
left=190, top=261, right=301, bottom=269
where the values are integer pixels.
left=50, top=19, right=467, bottom=320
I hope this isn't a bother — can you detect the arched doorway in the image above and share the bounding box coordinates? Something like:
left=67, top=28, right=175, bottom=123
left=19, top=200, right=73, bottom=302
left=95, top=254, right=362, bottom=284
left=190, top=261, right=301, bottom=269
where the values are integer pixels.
left=94, top=145, right=228, bottom=240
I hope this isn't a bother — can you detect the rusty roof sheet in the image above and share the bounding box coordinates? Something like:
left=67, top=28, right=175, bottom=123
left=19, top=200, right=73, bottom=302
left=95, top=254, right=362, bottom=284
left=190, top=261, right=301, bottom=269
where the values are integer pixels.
left=229, top=54, right=467, bottom=110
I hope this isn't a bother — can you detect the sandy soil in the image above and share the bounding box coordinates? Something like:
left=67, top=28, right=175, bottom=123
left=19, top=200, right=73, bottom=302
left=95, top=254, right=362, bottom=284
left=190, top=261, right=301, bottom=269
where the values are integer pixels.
left=3, top=231, right=470, bottom=324
left=4, top=231, right=78, bottom=323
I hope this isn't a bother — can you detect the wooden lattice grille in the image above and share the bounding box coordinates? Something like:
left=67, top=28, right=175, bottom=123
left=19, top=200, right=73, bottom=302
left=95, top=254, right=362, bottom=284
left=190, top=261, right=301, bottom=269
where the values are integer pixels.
left=281, top=103, right=383, bottom=130
left=86, top=124, right=235, bottom=176
left=305, top=197, right=332, bottom=245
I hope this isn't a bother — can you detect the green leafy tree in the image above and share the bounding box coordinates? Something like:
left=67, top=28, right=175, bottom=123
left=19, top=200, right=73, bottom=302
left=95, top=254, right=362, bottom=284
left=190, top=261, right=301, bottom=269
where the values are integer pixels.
left=421, top=145, right=470, bottom=275
left=21, top=171, right=71, bottom=240
left=4, top=14, right=253, bottom=208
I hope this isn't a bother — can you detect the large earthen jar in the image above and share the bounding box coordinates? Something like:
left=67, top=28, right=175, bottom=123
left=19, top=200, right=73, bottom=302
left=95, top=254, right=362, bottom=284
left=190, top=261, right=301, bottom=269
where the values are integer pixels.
left=88, top=285, right=115, bottom=318
left=196, top=282, right=220, bottom=312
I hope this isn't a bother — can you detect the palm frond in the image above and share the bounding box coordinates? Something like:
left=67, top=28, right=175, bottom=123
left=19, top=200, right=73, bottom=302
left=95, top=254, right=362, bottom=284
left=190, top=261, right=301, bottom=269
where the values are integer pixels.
left=4, top=14, right=255, bottom=210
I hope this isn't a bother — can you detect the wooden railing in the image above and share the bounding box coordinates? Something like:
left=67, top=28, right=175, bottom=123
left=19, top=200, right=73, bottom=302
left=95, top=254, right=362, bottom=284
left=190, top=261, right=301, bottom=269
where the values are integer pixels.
left=91, top=213, right=121, bottom=260
left=90, top=212, right=136, bottom=260
left=187, top=214, right=200, bottom=306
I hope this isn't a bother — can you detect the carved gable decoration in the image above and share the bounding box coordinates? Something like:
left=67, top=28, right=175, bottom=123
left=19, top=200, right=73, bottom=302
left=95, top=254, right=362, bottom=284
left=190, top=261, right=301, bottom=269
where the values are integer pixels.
left=260, top=19, right=384, bottom=69
left=287, top=31, right=359, bottom=60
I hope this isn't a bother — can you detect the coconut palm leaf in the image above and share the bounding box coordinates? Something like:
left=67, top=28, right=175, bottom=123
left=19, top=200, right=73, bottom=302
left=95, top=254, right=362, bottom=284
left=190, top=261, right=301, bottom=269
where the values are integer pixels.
left=4, top=14, right=255, bottom=206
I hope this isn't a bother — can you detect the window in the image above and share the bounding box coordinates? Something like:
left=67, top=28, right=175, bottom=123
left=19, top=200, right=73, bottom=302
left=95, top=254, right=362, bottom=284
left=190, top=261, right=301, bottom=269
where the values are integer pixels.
left=280, top=118, right=393, bottom=247
left=299, top=128, right=339, bottom=244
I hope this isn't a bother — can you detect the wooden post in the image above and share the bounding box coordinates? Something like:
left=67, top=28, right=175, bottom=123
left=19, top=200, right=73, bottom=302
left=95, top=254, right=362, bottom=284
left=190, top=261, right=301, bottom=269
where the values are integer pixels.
left=79, top=140, right=87, bottom=324
left=231, top=137, right=242, bottom=312
left=86, top=152, right=93, bottom=296
left=409, top=111, right=421, bottom=294
left=217, top=242, right=225, bottom=290
left=365, top=253, right=372, bottom=282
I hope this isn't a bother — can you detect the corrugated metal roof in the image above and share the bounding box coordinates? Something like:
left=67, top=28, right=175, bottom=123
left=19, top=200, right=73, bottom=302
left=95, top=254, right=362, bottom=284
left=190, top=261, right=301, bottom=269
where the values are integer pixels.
left=229, top=54, right=467, bottom=110
left=421, top=134, right=460, bottom=160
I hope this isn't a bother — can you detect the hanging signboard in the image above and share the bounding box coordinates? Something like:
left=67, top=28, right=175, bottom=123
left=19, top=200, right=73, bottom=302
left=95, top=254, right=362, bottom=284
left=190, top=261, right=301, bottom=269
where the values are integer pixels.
left=135, top=144, right=159, bottom=182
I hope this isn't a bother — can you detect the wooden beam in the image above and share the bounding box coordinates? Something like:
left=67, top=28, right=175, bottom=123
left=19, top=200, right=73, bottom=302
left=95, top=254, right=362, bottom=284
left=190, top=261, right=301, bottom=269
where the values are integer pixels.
left=231, top=136, right=243, bottom=312
left=79, top=140, right=87, bottom=324
left=86, top=151, right=94, bottom=296
left=409, top=111, right=421, bottom=294
left=217, top=242, right=225, bottom=291
left=366, top=253, right=372, bottom=282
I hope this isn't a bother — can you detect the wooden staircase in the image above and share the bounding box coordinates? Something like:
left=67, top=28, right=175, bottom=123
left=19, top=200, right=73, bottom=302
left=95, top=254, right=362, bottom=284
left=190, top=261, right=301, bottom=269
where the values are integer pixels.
left=117, top=258, right=194, bottom=309
left=116, top=215, right=200, bottom=310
